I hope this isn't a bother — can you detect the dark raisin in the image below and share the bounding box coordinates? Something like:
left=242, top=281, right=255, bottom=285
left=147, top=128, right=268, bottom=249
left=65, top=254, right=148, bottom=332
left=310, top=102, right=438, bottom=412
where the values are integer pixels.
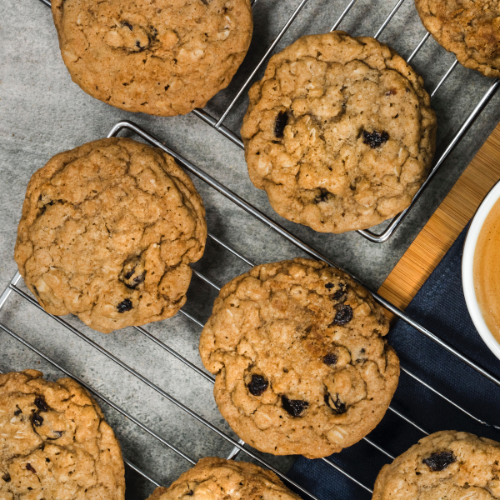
left=47, top=431, right=63, bottom=440
left=282, top=396, right=308, bottom=417
left=2, top=473, right=11, bottom=483
left=26, top=464, right=36, bottom=473
left=362, top=130, right=389, bottom=149
left=325, top=283, right=334, bottom=289
left=323, top=353, right=338, bottom=366
left=324, top=393, right=347, bottom=414
left=332, top=283, right=347, bottom=301
left=132, top=274, right=145, bottom=287
left=14, top=406, right=22, bottom=416
left=314, top=188, right=330, bottom=204
left=34, top=397, right=49, bottom=412
left=46, top=458, right=50, bottom=463
left=423, top=452, right=456, bottom=471
left=186, top=491, right=194, bottom=496
left=332, top=303, right=353, bottom=326
left=248, top=375, right=268, bottom=396
left=274, top=111, right=288, bottom=138
left=122, top=21, right=133, bottom=30
left=123, top=269, right=145, bottom=288
left=117, top=299, right=133, bottom=313
left=121, top=258, right=146, bottom=289
left=332, top=303, right=353, bottom=325
left=31, top=413, right=43, bottom=427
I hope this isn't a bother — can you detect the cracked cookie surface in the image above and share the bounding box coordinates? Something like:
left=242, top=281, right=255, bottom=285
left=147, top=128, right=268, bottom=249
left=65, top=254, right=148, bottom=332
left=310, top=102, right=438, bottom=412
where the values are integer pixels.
left=147, top=457, right=301, bottom=500
left=199, top=258, right=400, bottom=458
left=14, top=137, right=207, bottom=333
left=415, top=0, right=500, bottom=78
left=241, top=32, right=437, bottom=234
left=51, top=0, right=253, bottom=116
left=373, top=431, right=500, bottom=499
left=0, top=370, right=125, bottom=500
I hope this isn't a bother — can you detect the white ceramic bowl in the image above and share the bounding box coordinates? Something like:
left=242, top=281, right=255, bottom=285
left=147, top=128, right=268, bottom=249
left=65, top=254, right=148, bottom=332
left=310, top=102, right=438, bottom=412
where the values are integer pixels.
left=462, top=180, right=500, bottom=361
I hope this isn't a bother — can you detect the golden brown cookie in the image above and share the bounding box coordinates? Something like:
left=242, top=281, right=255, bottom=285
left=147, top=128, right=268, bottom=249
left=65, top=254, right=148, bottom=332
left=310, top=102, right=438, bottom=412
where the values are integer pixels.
left=0, top=370, right=125, bottom=500
left=14, top=137, right=207, bottom=333
left=373, top=430, right=500, bottom=499
left=415, top=0, right=500, bottom=78
left=199, top=258, right=400, bottom=458
left=146, top=457, right=301, bottom=500
left=51, top=0, right=253, bottom=116
left=241, top=31, right=437, bottom=234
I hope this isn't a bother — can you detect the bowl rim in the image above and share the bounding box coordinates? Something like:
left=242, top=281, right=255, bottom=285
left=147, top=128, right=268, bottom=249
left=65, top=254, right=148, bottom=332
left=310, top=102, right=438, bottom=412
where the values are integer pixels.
left=462, top=179, right=500, bottom=362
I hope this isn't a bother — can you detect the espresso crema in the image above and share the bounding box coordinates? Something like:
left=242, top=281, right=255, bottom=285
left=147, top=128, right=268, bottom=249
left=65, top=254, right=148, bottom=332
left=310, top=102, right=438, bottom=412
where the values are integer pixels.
left=474, top=197, right=500, bottom=342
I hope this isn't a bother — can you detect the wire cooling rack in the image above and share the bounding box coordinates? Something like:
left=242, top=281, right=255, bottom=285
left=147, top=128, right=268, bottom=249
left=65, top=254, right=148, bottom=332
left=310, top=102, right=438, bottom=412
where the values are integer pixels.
left=37, top=0, right=499, bottom=242
left=2, top=0, right=500, bottom=497
left=2, top=118, right=500, bottom=497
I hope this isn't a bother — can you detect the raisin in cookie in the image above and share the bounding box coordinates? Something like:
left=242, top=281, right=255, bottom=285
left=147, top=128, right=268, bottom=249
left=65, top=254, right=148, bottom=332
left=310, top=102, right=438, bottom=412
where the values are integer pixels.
left=147, top=457, right=301, bottom=500
left=0, top=370, right=125, bottom=499
left=51, top=0, right=253, bottom=116
left=199, top=258, right=400, bottom=458
left=241, top=31, right=437, bottom=234
left=373, top=430, right=500, bottom=499
left=415, top=0, right=500, bottom=78
left=14, top=137, right=207, bottom=333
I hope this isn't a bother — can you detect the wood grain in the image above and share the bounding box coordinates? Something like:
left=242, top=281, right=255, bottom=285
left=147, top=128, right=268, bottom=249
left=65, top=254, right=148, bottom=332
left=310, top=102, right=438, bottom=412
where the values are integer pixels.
left=378, top=122, right=500, bottom=312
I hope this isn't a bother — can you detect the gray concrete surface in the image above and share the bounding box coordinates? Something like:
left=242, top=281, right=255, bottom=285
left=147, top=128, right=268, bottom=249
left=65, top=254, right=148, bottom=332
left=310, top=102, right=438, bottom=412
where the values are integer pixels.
left=0, top=0, right=499, bottom=498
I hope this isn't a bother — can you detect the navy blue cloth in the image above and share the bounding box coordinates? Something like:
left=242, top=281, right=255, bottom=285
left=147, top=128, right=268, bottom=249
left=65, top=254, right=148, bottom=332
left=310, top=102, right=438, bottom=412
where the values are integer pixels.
left=287, top=227, right=500, bottom=498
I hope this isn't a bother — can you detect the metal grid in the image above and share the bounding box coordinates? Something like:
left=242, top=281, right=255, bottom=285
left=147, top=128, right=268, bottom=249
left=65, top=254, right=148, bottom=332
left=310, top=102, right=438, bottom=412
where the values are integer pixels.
left=192, top=0, right=500, bottom=243
left=37, top=0, right=499, bottom=242
left=2, top=0, right=499, bottom=496
left=2, top=118, right=500, bottom=497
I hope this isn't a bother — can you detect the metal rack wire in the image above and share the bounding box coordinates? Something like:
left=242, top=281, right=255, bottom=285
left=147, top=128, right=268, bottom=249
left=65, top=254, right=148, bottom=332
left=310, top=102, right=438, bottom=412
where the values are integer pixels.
left=194, top=0, right=500, bottom=243
left=2, top=117, right=500, bottom=497
left=2, top=0, right=500, bottom=497
left=37, top=0, right=499, bottom=243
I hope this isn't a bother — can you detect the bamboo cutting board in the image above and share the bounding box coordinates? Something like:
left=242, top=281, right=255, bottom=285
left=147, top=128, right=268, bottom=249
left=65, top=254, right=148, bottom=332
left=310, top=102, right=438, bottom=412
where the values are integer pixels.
left=379, top=122, right=500, bottom=311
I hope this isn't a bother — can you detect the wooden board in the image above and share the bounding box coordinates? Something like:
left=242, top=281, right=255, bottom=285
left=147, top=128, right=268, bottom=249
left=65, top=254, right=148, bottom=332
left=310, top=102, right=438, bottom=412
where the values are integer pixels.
left=378, top=122, right=500, bottom=312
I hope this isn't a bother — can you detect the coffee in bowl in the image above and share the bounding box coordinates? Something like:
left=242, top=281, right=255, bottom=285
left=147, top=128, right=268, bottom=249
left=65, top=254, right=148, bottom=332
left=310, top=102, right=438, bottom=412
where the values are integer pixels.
left=463, top=180, right=500, bottom=361
left=474, top=197, right=500, bottom=342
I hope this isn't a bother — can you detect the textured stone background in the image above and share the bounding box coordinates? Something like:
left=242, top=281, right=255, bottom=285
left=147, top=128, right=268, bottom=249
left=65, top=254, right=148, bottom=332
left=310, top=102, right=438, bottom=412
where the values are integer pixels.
left=0, top=0, right=499, bottom=498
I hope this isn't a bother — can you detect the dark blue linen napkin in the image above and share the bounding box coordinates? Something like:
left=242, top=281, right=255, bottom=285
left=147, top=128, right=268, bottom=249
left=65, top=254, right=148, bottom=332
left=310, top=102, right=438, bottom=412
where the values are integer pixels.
left=287, top=226, right=500, bottom=498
